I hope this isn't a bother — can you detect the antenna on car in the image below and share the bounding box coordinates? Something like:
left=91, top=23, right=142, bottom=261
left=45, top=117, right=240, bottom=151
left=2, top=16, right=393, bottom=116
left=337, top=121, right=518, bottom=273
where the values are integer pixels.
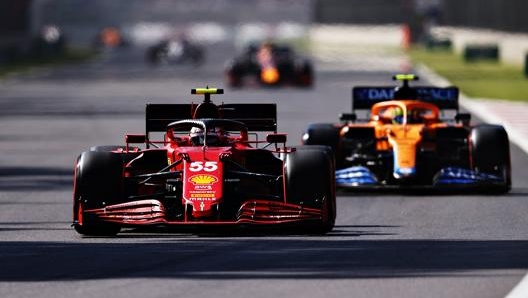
left=393, top=73, right=419, bottom=85
left=191, top=87, right=224, bottom=119
left=191, top=86, right=224, bottom=103
left=393, top=74, right=419, bottom=99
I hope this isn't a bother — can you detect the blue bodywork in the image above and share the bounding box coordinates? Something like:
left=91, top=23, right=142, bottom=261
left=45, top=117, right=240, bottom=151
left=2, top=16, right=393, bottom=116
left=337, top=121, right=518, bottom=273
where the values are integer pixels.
left=336, top=166, right=377, bottom=186
left=335, top=165, right=504, bottom=188
left=433, top=167, right=504, bottom=185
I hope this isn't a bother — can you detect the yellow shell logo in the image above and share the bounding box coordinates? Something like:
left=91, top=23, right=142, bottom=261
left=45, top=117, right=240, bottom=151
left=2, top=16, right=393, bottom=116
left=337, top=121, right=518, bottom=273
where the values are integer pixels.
left=189, top=174, right=218, bottom=185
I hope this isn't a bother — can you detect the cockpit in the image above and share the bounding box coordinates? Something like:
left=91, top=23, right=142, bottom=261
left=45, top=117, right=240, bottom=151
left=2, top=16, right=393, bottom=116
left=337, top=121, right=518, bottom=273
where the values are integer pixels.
left=372, top=101, right=439, bottom=125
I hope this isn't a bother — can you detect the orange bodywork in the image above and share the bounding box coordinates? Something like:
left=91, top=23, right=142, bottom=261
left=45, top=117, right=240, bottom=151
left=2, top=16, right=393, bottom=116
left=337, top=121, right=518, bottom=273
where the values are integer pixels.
left=344, top=100, right=457, bottom=177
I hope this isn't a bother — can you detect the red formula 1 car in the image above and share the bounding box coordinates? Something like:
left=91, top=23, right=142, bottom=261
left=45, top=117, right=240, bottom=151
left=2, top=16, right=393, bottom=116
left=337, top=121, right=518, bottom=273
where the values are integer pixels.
left=302, top=74, right=511, bottom=193
left=225, top=42, right=313, bottom=88
left=73, top=88, right=335, bottom=236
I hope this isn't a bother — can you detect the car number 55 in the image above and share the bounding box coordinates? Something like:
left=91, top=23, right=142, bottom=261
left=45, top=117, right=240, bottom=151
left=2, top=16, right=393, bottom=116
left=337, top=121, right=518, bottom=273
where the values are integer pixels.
left=189, top=161, right=218, bottom=172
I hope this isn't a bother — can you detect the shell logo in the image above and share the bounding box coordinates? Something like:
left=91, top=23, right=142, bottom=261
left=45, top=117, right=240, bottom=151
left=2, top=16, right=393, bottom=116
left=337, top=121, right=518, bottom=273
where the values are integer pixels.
left=189, top=174, right=218, bottom=185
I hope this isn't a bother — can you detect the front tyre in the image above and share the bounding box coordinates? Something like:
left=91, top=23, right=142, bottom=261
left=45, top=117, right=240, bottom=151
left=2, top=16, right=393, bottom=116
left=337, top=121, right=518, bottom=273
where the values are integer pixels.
left=295, top=60, right=314, bottom=87
left=285, top=145, right=336, bottom=234
left=470, top=124, right=511, bottom=193
left=73, top=151, right=123, bottom=236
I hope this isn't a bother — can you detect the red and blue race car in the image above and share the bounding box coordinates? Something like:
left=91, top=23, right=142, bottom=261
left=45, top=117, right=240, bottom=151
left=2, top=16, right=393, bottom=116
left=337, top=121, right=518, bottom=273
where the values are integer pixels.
left=73, top=88, right=335, bottom=236
left=225, top=42, right=313, bottom=88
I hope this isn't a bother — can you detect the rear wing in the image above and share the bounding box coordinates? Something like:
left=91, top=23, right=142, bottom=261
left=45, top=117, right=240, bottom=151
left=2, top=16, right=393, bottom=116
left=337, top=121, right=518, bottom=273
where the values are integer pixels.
left=352, top=86, right=459, bottom=111
left=145, top=103, right=277, bottom=134
left=220, top=103, right=277, bottom=132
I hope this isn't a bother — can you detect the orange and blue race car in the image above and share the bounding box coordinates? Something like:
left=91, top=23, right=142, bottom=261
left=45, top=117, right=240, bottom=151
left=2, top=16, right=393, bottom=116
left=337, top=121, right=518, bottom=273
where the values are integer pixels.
left=73, top=88, right=335, bottom=236
left=302, top=74, right=511, bottom=193
left=224, top=42, right=313, bottom=88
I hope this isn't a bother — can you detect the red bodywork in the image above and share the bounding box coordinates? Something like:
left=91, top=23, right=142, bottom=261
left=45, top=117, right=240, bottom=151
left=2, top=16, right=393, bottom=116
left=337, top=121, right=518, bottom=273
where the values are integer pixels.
left=73, top=90, right=334, bottom=234
left=76, top=134, right=323, bottom=226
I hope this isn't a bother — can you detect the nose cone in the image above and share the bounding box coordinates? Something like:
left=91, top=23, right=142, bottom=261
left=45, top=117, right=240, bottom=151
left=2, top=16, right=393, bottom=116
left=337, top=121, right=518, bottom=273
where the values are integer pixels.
left=393, top=167, right=416, bottom=179
left=261, top=67, right=280, bottom=84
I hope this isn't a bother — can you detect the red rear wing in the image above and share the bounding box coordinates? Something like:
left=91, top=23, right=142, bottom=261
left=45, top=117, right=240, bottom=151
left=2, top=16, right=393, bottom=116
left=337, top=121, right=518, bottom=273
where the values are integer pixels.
left=145, top=103, right=277, bottom=133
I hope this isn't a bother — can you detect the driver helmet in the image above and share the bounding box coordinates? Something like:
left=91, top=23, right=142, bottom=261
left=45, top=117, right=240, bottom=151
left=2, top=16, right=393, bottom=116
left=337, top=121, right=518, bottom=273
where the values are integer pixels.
left=392, top=106, right=404, bottom=124
left=189, top=127, right=227, bottom=146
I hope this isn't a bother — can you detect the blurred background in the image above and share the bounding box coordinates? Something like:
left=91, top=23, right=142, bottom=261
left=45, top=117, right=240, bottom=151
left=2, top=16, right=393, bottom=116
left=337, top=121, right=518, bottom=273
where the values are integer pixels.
left=2, top=0, right=528, bottom=66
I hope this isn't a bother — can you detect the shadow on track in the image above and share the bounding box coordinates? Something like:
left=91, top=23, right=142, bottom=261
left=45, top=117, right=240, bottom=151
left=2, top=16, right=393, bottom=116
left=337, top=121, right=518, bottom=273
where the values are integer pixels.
left=0, top=166, right=71, bottom=191
left=1, top=238, right=527, bottom=281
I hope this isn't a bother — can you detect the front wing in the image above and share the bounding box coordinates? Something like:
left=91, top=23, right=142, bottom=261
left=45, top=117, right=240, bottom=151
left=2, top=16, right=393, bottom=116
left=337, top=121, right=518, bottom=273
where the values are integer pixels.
left=335, top=166, right=507, bottom=191
left=78, top=199, right=323, bottom=227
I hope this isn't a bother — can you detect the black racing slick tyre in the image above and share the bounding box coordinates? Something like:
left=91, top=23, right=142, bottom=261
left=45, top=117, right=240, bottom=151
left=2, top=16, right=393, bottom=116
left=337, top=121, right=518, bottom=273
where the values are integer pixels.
left=73, top=151, right=123, bottom=236
left=470, top=124, right=511, bottom=193
left=225, top=60, right=245, bottom=88
left=295, top=60, right=314, bottom=87
left=285, top=145, right=336, bottom=234
left=302, top=123, right=342, bottom=167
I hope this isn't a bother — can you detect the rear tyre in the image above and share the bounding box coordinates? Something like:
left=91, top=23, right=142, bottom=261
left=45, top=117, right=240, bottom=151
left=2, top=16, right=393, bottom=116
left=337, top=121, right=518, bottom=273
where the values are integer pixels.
left=470, top=125, right=511, bottom=193
left=189, top=46, right=205, bottom=65
left=73, top=151, right=123, bottom=236
left=302, top=123, right=342, bottom=167
left=285, top=145, right=336, bottom=234
left=296, top=61, right=314, bottom=87
left=225, top=60, right=245, bottom=88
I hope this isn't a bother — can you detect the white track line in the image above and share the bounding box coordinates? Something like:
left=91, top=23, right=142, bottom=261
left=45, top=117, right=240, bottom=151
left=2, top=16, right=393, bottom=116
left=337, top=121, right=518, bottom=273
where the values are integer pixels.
left=418, top=64, right=528, bottom=298
left=505, top=274, right=528, bottom=298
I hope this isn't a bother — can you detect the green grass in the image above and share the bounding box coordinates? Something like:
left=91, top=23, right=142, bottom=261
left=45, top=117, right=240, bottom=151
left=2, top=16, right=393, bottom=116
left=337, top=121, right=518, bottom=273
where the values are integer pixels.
left=0, top=48, right=96, bottom=78
left=408, top=46, right=528, bottom=102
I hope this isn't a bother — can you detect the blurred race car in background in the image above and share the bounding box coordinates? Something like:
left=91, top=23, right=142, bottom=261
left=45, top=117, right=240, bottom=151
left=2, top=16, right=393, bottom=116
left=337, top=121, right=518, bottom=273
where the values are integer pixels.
left=31, top=24, right=67, bottom=58
left=146, top=38, right=204, bottom=65
left=73, top=88, right=335, bottom=236
left=92, top=26, right=130, bottom=50
left=302, top=74, right=511, bottom=193
left=225, top=42, right=313, bottom=88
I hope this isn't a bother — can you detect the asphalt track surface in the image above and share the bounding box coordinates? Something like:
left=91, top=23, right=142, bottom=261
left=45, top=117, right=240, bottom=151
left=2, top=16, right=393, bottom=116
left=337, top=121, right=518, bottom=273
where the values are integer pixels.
left=1, top=43, right=528, bottom=298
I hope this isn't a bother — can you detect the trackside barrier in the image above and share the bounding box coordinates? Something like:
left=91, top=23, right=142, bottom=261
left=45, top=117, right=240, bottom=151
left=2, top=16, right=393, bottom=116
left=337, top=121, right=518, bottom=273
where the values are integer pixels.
left=463, top=44, right=499, bottom=62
